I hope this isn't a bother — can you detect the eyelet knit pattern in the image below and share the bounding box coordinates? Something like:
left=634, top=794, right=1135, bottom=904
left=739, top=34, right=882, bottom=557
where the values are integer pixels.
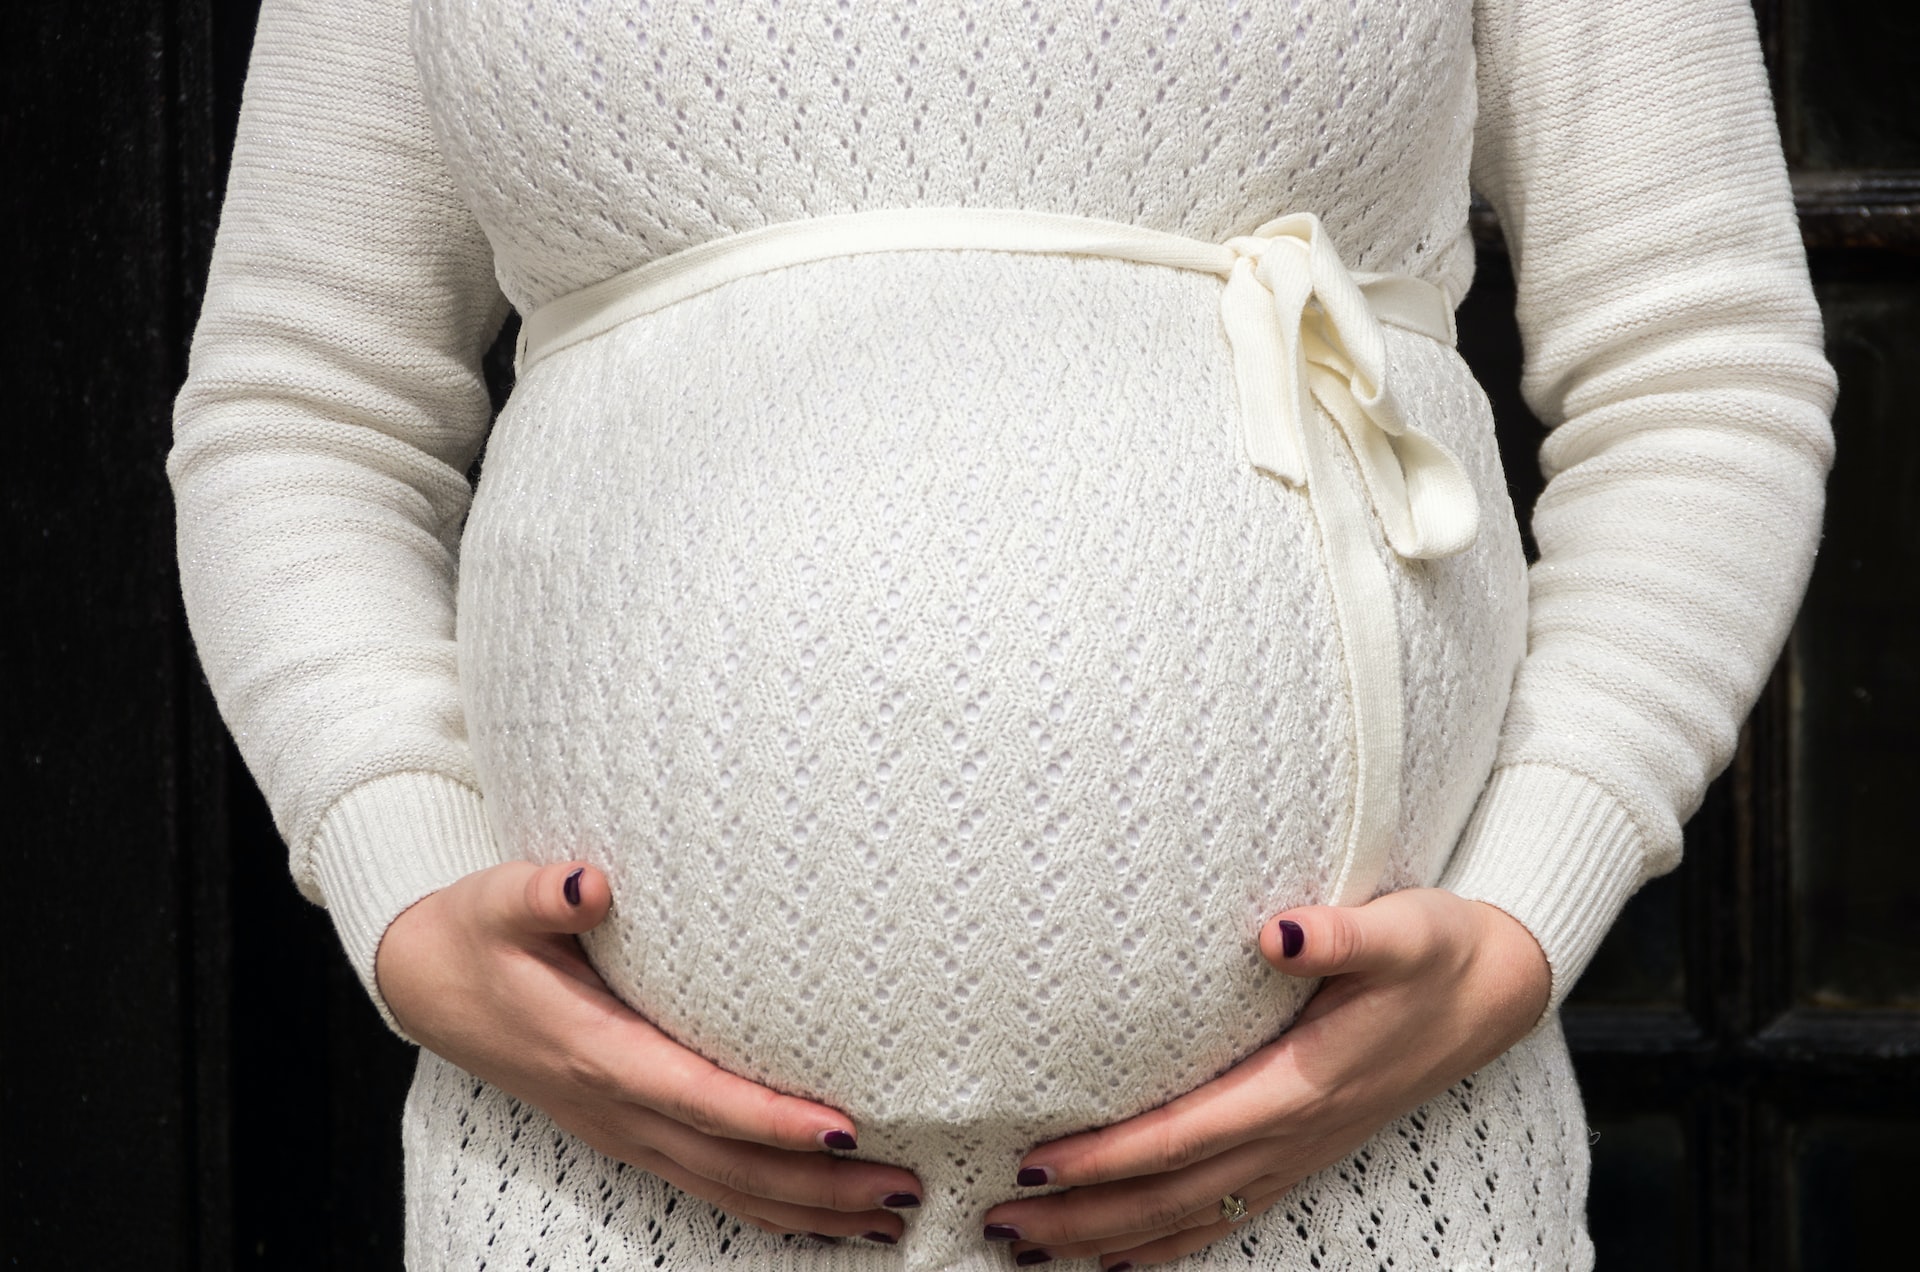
left=408, top=0, right=1481, bottom=316
left=169, top=0, right=1836, bottom=1269
left=453, top=247, right=1527, bottom=1267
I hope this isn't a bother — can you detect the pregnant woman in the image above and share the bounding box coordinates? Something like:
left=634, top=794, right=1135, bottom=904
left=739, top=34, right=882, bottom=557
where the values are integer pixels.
left=169, top=1, right=1836, bottom=1269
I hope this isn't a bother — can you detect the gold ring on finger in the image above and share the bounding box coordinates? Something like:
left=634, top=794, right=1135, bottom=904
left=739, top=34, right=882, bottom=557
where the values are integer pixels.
left=1220, top=1194, right=1250, bottom=1224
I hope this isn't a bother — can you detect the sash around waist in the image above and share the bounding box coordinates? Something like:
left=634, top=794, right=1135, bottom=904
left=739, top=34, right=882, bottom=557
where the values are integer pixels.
left=509, top=205, right=1485, bottom=909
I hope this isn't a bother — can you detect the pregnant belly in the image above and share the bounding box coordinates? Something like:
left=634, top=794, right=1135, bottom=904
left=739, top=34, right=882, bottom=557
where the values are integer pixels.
left=456, top=251, right=1523, bottom=1255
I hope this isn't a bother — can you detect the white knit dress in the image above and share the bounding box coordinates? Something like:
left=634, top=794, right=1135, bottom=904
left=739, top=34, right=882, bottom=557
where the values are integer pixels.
left=169, top=1, right=1838, bottom=1269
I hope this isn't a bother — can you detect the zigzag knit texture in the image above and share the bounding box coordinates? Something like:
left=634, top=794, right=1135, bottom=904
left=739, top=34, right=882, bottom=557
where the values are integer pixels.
left=453, top=247, right=1528, bottom=1268
left=170, top=0, right=1835, bottom=1268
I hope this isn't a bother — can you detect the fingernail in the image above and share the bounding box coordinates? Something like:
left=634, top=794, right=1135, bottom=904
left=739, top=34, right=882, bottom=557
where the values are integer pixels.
left=563, top=867, right=584, bottom=907
left=1278, top=919, right=1304, bottom=958
left=1015, top=1251, right=1053, bottom=1266
left=1108, top=1263, right=1134, bottom=1272
left=819, top=1129, right=858, bottom=1151
left=882, top=1192, right=922, bottom=1209
left=863, top=1232, right=898, bottom=1245
left=984, top=1224, right=1022, bottom=1242
left=1015, top=1166, right=1051, bottom=1187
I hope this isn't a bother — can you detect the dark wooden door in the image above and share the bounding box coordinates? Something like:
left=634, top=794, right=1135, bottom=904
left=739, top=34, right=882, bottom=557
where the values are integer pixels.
left=5, top=2, right=1915, bottom=1267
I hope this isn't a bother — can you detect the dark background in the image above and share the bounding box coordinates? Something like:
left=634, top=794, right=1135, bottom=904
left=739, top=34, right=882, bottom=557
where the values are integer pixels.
left=5, top=1, right=1917, bottom=1267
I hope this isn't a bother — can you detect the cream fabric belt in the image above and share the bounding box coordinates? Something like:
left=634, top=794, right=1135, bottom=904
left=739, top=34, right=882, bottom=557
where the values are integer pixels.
left=513, top=206, right=1481, bottom=907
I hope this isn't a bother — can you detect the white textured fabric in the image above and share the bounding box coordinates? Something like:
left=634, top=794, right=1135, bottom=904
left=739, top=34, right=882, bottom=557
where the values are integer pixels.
left=458, top=241, right=1525, bottom=1268
left=510, top=203, right=1478, bottom=926
left=168, top=0, right=1836, bottom=1268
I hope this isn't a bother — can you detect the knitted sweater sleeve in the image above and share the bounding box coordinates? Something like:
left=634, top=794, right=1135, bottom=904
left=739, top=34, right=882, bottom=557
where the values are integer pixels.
left=1440, top=0, right=1838, bottom=1013
left=169, top=0, right=511, bottom=1036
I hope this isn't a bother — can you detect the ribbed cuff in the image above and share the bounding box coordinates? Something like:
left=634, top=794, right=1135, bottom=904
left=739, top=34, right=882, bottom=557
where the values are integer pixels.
left=309, top=771, right=504, bottom=1040
left=1439, top=763, right=1647, bottom=1020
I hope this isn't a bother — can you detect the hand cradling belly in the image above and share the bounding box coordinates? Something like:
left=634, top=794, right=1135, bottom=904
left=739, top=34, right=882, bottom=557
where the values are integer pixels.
left=454, top=250, right=1522, bottom=1267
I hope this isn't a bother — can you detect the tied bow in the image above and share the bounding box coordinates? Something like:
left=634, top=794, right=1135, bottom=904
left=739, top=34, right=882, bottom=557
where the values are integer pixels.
left=1217, top=213, right=1479, bottom=560
left=506, top=204, right=1460, bottom=908
left=513, top=203, right=1477, bottom=566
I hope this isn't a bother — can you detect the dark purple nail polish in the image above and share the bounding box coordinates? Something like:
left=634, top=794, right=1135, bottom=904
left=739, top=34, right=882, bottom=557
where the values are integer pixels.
left=563, top=867, right=584, bottom=907
left=883, top=1192, right=922, bottom=1209
left=1016, top=1166, right=1051, bottom=1187
left=863, top=1232, right=898, bottom=1245
left=985, top=1224, right=1022, bottom=1242
left=1108, top=1263, right=1134, bottom=1272
left=1278, top=919, right=1304, bottom=958
left=819, top=1129, right=858, bottom=1151
left=1015, top=1251, right=1053, bottom=1266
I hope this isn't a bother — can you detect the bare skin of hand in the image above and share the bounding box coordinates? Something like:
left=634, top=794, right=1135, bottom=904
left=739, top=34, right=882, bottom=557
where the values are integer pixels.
left=981, top=888, right=1553, bottom=1268
left=374, top=860, right=923, bottom=1244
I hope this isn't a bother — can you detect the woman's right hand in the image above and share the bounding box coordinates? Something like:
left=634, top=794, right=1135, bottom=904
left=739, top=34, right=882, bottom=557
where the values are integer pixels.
left=374, top=859, right=922, bottom=1243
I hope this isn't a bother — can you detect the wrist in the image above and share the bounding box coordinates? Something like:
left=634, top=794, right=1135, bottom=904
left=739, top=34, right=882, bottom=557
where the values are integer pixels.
left=1440, top=764, right=1646, bottom=1017
left=1462, top=897, right=1553, bottom=1036
left=310, top=772, right=504, bottom=1040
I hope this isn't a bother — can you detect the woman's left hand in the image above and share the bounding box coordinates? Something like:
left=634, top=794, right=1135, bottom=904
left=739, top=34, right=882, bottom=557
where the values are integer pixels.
left=981, top=887, right=1553, bottom=1268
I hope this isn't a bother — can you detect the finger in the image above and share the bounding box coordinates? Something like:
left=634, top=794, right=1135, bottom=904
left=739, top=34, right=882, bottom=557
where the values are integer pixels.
left=478, top=859, right=612, bottom=936
left=1009, top=1177, right=1289, bottom=1263
left=1025, top=1180, right=1289, bottom=1268
left=1257, top=891, right=1452, bottom=979
left=620, top=1101, right=923, bottom=1212
left=577, top=1012, right=869, bottom=1155
left=457, top=866, right=875, bottom=1157
left=619, top=1140, right=908, bottom=1244
left=984, top=1141, right=1278, bottom=1249
left=1015, top=1040, right=1313, bottom=1187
